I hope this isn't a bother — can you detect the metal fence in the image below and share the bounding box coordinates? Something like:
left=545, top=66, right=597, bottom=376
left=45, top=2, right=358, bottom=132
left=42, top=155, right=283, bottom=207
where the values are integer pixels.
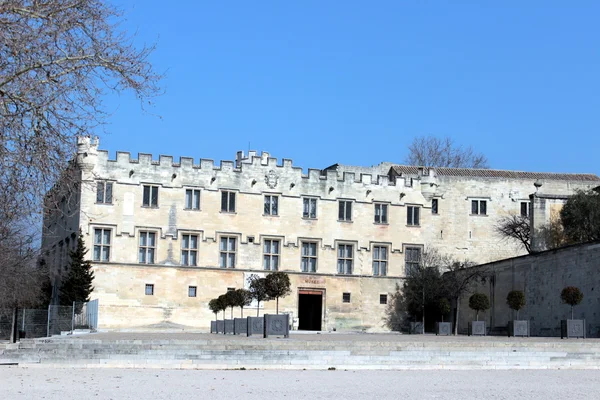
left=0, top=300, right=99, bottom=340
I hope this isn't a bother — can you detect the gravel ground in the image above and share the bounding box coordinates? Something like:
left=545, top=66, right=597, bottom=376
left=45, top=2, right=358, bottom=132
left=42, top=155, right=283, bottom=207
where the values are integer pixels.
left=2, top=367, right=599, bottom=400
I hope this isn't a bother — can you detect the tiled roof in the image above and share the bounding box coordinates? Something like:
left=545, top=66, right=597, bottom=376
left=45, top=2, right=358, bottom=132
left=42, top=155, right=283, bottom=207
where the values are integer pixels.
left=390, top=165, right=600, bottom=182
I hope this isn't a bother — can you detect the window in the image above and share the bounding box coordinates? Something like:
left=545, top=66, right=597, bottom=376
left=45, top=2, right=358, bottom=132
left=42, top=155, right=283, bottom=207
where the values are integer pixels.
left=264, top=195, right=279, bottom=216
left=471, top=200, right=487, bottom=215
left=337, top=244, right=353, bottom=274
left=407, top=206, right=420, bottom=226
left=380, top=294, right=388, bottom=305
left=520, top=201, right=531, bottom=218
left=145, top=284, right=154, bottom=296
left=185, top=189, right=200, bottom=210
left=342, top=292, right=351, bottom=303
left=181, top=234, right=198, bottom=266
left=188, top=286, right=197, bottom=297
left=219, top=236, right=236, bottom=268
left=96, top=181, right=113, bottom=204
left=301, top=242, right=318, bottom=273
left=338, top=200, right=352, bottom=222
left=432, top=199, right=438, bottom=215
left=139, top=231, right=156, bottom=264
left=405, top=247, right=421, bottom=276
left=263, top=239, right=280, bottom=271
left=373, top=245, right=388, bottom=276
left=93, top=228, right=111, bottom=262
left=142, top=185, right=159, bottom=207
left=221, top=191, right=236, bottom=213
left=303, top=198, right=317, bottom=219
left=374, top=203, right=388, bottom=224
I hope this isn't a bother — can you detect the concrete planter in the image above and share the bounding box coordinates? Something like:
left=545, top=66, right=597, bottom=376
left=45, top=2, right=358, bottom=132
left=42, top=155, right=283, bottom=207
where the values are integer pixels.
left=435, top=322, right=452, bottom=336
left=508, top=320, right=529, bottom=337
left=216, top=320, right=224, bottom=334
left=234, top=318, right=247, bottom=335
left=561, top=319, right=586, bottom=339
left=468, top=321, right=486, bottom=336
left=210, top=321, right=216, bottom=333
left=224, top=319, right=235, bottom=334
left=264, top=314, right=290, bottom=338
left=409, top=322, right=423, bottom=334
left=247, top=316, right=264, bottom=336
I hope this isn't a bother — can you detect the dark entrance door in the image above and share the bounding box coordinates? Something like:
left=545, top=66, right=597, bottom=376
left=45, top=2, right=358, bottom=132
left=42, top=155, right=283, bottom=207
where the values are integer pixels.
left=298, top=291, right=323, bottom=331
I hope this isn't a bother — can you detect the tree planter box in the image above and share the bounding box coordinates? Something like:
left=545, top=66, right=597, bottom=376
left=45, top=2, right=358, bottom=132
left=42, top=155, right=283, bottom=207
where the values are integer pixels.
left=264, top=314, right=289, bottom=338
left=224, top=319, right=235, bottom=334
left=561, top=319, right=586, bottom=339
left=468, top=321, right=486, bottom=336
left=508, top=320, right=529, bottom=337
left=409, top=322, right=423, bottom=334
left=247, top=316, right=264, bottom=336
left=436, top=322, right=451, bottom=336
left=234, top=318, right=247, bottom=335
left=216, top=320, right=224, bottom=334
left=210, top=321, right=216, bottom=333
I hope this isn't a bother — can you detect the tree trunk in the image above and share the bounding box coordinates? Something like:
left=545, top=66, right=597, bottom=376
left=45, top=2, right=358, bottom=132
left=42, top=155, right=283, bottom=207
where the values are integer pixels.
left=516, top=310, right=519, bottom=320
left=230, top=307, right=233, bottom=319
left=476, top=310, right=479, bottom=321
left=241, top=307, right=244, bottom=318
left=571, top=305, right=574, bottom=320
left=276, top=297, right=279, bottom=314
left=10, top=307, right=18, bottom=343
left=454, top=300, right=460, bottom=335
left=257, top=301, right=260, bottom=317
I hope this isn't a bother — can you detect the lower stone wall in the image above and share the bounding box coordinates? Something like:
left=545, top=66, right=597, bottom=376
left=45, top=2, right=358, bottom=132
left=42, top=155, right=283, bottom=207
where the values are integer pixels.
left=92, top=263, right=401, bottom=332
left=455, top=242, right=600, bottom=337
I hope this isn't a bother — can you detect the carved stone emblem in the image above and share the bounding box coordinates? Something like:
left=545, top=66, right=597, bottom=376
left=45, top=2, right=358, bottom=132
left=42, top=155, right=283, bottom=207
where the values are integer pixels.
left=265, top=170, right=279, bottom=189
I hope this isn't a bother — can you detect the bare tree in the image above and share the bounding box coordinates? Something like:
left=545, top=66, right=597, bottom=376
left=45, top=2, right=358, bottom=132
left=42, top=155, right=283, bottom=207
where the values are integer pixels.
left=0, top=1, right=162, bottom=222
left=495, top=214, right=532, bottom=253
left=405, top=136, right=489, bottom=169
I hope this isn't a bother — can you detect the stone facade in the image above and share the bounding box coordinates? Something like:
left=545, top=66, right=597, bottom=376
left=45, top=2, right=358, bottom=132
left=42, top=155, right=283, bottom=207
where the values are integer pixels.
left=42, top=136, right=600, bottom=331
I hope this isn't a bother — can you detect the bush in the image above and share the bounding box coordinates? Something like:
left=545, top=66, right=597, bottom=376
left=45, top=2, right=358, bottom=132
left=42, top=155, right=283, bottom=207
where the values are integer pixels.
left=561, top=286, right=583, bottom=319
left=468, top=293, right=490, bottom=321
left=506, top=290, right=526, bottom=320
left=438, top=298, right=451, bottom=322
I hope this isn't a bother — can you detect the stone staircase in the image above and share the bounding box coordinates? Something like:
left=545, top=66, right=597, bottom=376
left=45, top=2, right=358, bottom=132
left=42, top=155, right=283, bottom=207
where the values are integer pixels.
left=2, top=335, right=600, bottom=370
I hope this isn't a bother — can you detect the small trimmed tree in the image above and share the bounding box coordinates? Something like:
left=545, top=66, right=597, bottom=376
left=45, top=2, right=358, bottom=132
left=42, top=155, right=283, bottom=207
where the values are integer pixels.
left=468, top=293, right=490, bottom=321
left=225, top=290, right=238, bottom=319
left=248, top=275, right=270, bottom=317
left=506, top=290, right=526, bottom=319
left=208, top=299, right=221, bottom=321
left=561, top=286, right=584, bottom=320
left=59, top=231, right=95, bottom=309
left=265, top=271, right=292, bottom=314
left=438, top=298, right=451, bottom=323
left=217, top=294, right=228, bottom=320
left=233, top=289, right=252, bottom=318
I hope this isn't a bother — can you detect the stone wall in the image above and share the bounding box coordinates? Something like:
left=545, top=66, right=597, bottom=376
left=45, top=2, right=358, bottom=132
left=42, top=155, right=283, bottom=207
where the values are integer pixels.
left=455, top=242, right=600, bottom=337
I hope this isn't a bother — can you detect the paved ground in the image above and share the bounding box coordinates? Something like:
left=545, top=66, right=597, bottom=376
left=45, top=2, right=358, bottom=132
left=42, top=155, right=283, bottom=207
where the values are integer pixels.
left=2, top=367, right=599, bottom=399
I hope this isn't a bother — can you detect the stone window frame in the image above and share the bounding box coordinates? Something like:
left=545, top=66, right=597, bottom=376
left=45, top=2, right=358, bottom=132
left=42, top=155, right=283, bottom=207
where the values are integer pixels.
left=470, top=199, right=488, bottom=216
left=337, top=243, right=354, bottom=275
left=181, top=233, right=199, bottom=266
left=263, top=194, right=279, bottom=216
left=403, top=244, right=423, bottom=276
left=380, top=294, right=388, bottom=305
left=407, top=205, right=420, bottom=226
left=263, top=238, right=280, bottom=271
left=431, top=198, right=439, bottom=215
left=221, top=190, right=237, bottom=213
left=520, top=201, right=531, bottom=218
left=302, top=197, right=318, bottom=219
left=142, top=184, right=159, bottom=208
left=338, top=199, right=353, bottom=222
left=188, top=286, right=197, bottom=298
left=184, top=188, right=201, bottom=211
left=372, top=244, right=389, bottom=277
left=96, top=181, right=113, bottom=204
left=93, top=227, right=111, bottom=262
left=374, top=202, right=389, bottom=224
left=219, top=235, right=237, bottom=268
left=342, top=292, right=351, bottom=303
left=145, top=284, right=154, bottom=296
left=139, top=230, right=157, bottom=264
left=300, top=241, right=318, bottom=273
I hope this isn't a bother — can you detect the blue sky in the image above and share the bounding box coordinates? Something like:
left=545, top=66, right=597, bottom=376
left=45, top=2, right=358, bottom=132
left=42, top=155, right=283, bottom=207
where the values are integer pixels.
left=102, top=1, right=600, bottom=174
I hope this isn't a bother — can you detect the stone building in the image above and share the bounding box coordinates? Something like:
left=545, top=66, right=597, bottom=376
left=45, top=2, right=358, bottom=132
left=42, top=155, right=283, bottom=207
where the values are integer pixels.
left=42, top=137, right=600, bottom=331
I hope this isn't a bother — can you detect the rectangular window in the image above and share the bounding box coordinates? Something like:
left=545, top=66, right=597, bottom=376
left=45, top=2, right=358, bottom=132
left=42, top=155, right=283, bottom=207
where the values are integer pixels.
left=342, top=292, right=351, bottom=303
left=188, top=286, right=197, bottom=297
left=407, top=206, right=420, bottom=226
left=181, top=234, right=198, bottom=266
left=337, top=244, right=353, bottom=274
left=432, top=199, right=438, bottom=215
left=264, top=195, right=279, bottom=216
left=93, top=228, right=111, bottom=262
left=219, top=236, right=236, bottom=268
left=405, top=247, right=421, bottom=276
left=301, top=242, right=318, bottom=273
left=338, top=200, right=352, bottom=222
left=185, top=189, right=201, bottom=210
left=520, top=201, right=531, bottom=218
left=471, top=200, right=487, bottom=215
left=142, top=185, right=159, bottom=207
left=96, top=181, right=113, bottom=204
left=221, top=191, right=236, bottom=213
left=380, top=294, right=388, bottom=305
left=145, top=284, right=154, bottom=296
left=373, top=245, right=388, bottom=276
left=139, top=231, right=156, bottom=264
left=303, top=198, right=317, bottom=219
left=263, top=239, right=280, bottom=270
left=374, top=203, right=388, bottom=224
